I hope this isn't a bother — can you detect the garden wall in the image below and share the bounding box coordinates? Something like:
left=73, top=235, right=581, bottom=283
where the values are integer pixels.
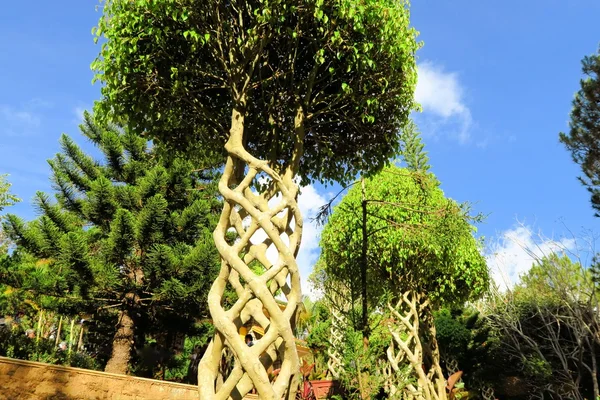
left=0, top=356, right=260, bottom=400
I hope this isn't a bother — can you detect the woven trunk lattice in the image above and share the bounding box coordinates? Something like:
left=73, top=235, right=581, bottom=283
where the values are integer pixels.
left=327, top=299, right=347, bottom=379
left=198, top=108, right=302, bottom=400
left=384, top=291, right=447, bottom=400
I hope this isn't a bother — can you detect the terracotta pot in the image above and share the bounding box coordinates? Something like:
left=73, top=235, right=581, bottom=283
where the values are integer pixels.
left=310, top=380, right=339, bottom=399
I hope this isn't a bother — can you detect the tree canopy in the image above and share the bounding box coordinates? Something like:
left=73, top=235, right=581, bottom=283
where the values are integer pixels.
left=2, top=113, right=221, bottom=373
left=560, top=46, right=600, bottom=215
left=92, top=0, right=420, bottom=184
left=320, top=166, right=488, bottom=307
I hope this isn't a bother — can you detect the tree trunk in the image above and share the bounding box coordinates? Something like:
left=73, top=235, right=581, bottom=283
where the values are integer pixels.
left=591, top=338, right=599, bottom=400
left=356, top=358, right=368, bottom=400
left=424, top=311, right=448, bottom=400
left=360, top=176, right=369, bottom=340
left=198, top=103, right=304, bottom=400
left=68, top=318, right=75, bottom=357
left=105, top=307, right=135, bottom=375
left=55, top=316, right=63, bottom=347
left=327, top=302, right=345, bottom=379
left=36, top=311, right=43, bottom=344
left=385, top=291, right=447, bottom=400
left=77, top=323, right=85, bottom=351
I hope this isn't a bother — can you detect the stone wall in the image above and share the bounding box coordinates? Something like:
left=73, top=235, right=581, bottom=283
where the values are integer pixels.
left=0, top=356, right=199, bottom=400
left=0, top=357, right=265, bottom=399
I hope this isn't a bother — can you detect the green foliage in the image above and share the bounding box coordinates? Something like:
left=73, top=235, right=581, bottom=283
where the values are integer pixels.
left=162, top=331, right=211, bottom=382
left=452, top=254, right=600, bottom=399
left=560, top=45, right=600, bottom=215
left=0, top=175, right=20, bottom=214
left=522, top=354, right=552, bottom=382
left=434, top=306, right=498, bottom=395
left=300, top=298, right=332, bottom=377
left=320, top=166, right=488, bottom=306
left=303, top=301, right=331, bottom=351
left=92, top=0, right=420, bottom=185
left=1, top=112, right=222, bottom=373
left=517, top=252, right=593, bottom=303
left=434, top=309, right=471, bottom=362
left=399, top=121, right=430, bottom=173
left=336, top=322, right=389, bottom=399
left=129, top=321, right=213, bottom=382
left=0, top=313, right=100, bottom=370
left=0, top=175, right=20, bottom=253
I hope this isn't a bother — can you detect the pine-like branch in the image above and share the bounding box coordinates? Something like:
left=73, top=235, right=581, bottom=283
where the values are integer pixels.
left=59, top=134, right=101, bottom=181
left=399, top=120, right=431, bottom=173
left=33, top=191, right=77, bottom=233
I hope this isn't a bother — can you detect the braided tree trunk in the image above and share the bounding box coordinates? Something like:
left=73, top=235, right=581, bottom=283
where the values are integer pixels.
left=326, top=296, right=347, bottom=379
left=385, top=291, right=446, bottom=400
left=481, top=386, right=496, bottom=400
left=198, top=105, right=304, bottom=399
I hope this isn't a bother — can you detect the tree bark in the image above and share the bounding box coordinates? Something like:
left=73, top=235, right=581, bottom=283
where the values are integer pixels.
left=385, top=291, right=447, bottom=400
left=327, top=302, right=345, bottom=379
left=36, top=311, right=43, bottom=344
left=68, top=318, right=75, bottom=356
left=55, top=316, right=62, bottom=347
left=104, top=307, right=135, bottom=375
left=591, top=337, right=599, bottom=399
left=198, top=102, right=303, bottom=400
left=77, top=323, right=85, bottom=351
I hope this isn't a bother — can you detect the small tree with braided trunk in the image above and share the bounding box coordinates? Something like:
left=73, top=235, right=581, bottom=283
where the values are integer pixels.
left=92, top=0, right=419, bottom=397
left=319, top=158, right=489, bottom=399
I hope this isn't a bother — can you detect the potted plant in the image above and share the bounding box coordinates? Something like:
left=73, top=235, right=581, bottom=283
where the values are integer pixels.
left=309, top=367, right=338, bottom=399
left=296, top=359, right=340, bottom=400
left=297, top=359, right=317, bottom=400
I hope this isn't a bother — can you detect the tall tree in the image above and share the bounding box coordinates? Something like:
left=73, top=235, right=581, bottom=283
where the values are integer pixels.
left=92, top=0, right=420, bottom=397
left=560, top=46, right=600, bottom=215
left=3, top=113, right=221, bottom=374
left=319, top=165, right=488, bottom=399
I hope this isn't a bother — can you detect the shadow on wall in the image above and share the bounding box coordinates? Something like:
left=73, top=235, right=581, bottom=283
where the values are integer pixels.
left=0, top=356, right=198, bottom=400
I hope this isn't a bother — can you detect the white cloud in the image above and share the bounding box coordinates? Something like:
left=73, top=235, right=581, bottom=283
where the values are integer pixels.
left=74, top=107, right=86, bottom=120
left=296, top=185, right=327, bottom=298
left=415, top=61, right=473, bottom=143
left=0, top=104, right=41, bottom=137
left=486, top=225, right=576, bottom=291
left=73, top=106, right=91, bottom=125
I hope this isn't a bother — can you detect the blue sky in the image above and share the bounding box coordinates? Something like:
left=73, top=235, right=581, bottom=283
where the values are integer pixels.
left=1, top=1, right=600, bottom=290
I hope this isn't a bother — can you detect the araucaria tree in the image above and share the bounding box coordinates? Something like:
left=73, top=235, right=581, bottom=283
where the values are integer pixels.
left=3, top=113, right=220, bottom=375
left=560, top=46, right=600, bottom=215
left=320, top=160, right=488, bottom=399
left=93, top=0, right=419, bottom=397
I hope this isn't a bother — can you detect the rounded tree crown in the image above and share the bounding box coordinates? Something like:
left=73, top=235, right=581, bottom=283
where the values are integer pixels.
left=320, top=166, right=489, bottom=305
left=93, top=0, right=420, bottom=184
